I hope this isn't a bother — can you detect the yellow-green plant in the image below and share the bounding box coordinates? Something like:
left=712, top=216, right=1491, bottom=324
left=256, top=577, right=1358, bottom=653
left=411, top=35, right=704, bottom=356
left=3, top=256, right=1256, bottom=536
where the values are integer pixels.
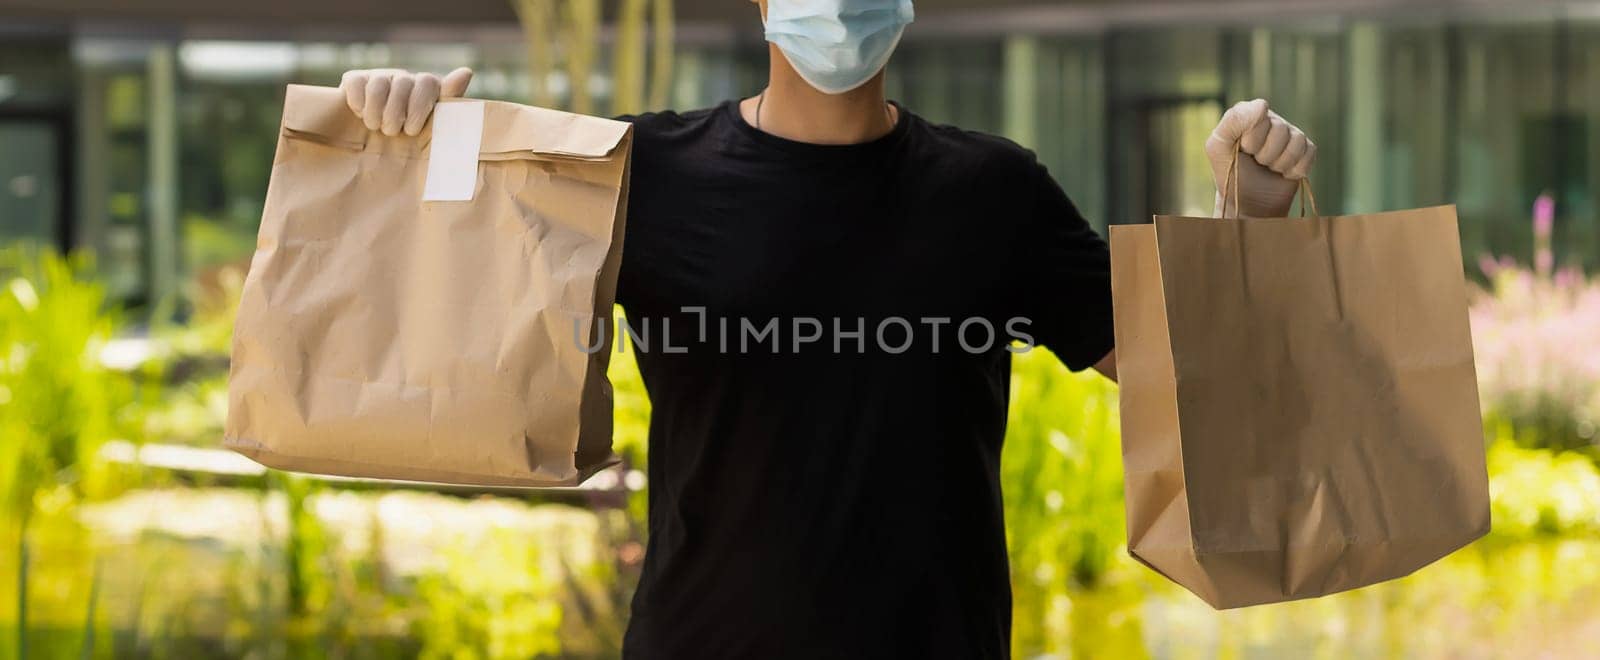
left=276, top=474, right=332, bottom=621
left=1485, top=435, right=1600, bottom=539
left=563, top=0, right=602, bottom=114
left=412, top=529, right=564, bottom=659
left=508, top=0, right=676, bottom=115
left=1001, top=350, right=1143, bottom=658
left=608, top=310, right=651, bottom=523
left=510, top=0, right=557, bottom=108
left=648, top=0, right=675, bottom=109
left=0, top=248, right=138, bottom=520
left=0, top=247, right=142, bottom=660
left=143, top=264, right=243, bottom=447
left=613, top=0, right=648, bottom=114
left=1003, top=350, right=1124, bottom=587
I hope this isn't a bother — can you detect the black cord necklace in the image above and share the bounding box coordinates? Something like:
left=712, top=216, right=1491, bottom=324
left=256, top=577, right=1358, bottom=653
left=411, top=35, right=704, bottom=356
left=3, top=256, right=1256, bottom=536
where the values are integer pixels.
left=753, top=90, right=896, bottom=132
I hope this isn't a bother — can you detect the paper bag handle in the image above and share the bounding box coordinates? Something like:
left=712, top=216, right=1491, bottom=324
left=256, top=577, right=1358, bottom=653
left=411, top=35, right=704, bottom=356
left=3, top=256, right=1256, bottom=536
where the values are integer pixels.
left=1220, top=141, right=1321, bottom=219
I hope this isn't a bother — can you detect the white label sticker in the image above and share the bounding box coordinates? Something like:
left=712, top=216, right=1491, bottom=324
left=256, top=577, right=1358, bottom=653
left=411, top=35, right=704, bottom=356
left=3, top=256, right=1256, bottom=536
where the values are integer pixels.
left=422, top=101, right=485, bottom=201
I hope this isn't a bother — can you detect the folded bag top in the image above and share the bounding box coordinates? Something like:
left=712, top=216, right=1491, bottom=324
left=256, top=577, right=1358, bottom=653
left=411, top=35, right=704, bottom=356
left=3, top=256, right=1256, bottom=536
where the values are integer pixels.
left=279, top=83, right=630, bottom=161
left=226, top=84, right=632, bottom=488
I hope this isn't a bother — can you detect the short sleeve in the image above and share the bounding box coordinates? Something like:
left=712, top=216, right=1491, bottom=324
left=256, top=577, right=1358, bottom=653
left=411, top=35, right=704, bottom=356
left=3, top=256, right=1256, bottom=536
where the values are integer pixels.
left=1015, top=160, right=1115, bottom=372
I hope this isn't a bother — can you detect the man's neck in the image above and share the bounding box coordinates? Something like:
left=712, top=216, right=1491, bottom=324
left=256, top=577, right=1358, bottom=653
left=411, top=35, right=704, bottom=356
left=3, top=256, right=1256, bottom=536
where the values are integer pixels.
left=739, top=44, right=897, bottom=145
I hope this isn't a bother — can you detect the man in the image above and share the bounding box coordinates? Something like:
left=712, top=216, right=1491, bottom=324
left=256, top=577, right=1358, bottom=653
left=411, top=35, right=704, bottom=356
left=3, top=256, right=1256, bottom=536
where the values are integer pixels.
left=340, top=1, right=1316, bottom=656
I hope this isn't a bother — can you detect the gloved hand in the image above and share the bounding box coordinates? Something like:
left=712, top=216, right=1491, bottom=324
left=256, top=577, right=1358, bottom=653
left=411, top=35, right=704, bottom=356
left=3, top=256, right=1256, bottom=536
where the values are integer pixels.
left=338, top=67, right=474, bottom=137
left=1205, top=99, right=1317, bottom=218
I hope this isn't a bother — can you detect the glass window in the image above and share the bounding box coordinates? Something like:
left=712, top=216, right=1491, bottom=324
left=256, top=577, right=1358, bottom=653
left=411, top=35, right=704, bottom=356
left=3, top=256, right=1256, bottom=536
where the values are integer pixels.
left=98, top=68, right=155, bottom=304
left=1222, top=26, right=1347, bottom=218
left=1105, top=28, right=1224, bottom=225
left=1034, top=36, right=1108, bottom=228
left=1566, top=20, right=1600, bottom=268
left=0, top=120, right=63, bottom=247
left=0, top=37, right=72, bottom=250
left=1452, top=18, right=1568, bottom=267
left=888, top=40, right=1005, bottom=133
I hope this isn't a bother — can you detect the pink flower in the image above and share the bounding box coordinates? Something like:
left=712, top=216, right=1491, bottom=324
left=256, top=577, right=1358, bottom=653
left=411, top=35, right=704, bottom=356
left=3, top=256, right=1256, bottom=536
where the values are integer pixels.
left=1479, top=254, right=1501, bottom=278
left=1471, top=194, right=1596, bottom=438
left=1556, top=267, right=1581, bottom=290
left=1471, top=263, right=1600, bottom=438
left=1533, top=194, right=1556, bottom=277
left=1534, top=194, right=1556, bottom=239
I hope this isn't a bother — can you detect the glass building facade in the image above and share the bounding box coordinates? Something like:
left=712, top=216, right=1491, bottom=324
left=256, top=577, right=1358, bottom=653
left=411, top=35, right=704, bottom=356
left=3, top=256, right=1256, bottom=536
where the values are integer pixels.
left=3, top=3, right=1599, bottom=308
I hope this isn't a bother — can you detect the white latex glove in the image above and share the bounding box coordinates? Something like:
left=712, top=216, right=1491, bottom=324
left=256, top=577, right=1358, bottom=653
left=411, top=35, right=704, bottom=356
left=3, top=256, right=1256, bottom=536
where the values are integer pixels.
left=1205, top=99, right=1318, bottom=218
left=338, top=67, right=474, bottom=137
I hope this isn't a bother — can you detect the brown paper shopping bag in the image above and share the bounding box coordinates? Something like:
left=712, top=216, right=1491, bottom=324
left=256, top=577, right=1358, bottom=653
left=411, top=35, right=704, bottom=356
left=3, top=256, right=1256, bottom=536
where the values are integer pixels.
left=225, top=84, right=632, bottom=487
left=1109, top=163, right=1490, bottom=609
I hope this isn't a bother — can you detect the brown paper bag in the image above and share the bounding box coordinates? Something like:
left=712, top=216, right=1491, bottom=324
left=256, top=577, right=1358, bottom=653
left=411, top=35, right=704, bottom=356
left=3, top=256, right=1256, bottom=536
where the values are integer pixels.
left=1110, top=179, right=1490, bottom=608
left=225, top=84, right=631, bottom=487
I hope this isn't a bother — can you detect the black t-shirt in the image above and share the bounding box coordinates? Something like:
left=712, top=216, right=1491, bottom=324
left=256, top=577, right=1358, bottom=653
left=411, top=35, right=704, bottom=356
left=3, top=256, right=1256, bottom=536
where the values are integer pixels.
left=614, top=100, right=1114, bottom=659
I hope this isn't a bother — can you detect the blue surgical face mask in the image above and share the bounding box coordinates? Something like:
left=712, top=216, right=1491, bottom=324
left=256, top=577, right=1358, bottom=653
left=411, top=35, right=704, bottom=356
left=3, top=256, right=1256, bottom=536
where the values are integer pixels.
left=764, top=0, right=916, bottom=95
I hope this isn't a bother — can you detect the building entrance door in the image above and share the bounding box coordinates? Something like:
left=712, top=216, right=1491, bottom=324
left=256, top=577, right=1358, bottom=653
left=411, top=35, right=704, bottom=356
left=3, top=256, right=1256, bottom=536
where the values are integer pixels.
left=0, top=114, right=70, bottom=251
left=1129, top=97, right=1225, bottom=222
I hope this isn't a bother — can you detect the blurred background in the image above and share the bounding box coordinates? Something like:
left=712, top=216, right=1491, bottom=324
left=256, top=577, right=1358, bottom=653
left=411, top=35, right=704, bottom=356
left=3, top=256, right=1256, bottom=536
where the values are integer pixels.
left=2, top=0, right=1599, bottom=658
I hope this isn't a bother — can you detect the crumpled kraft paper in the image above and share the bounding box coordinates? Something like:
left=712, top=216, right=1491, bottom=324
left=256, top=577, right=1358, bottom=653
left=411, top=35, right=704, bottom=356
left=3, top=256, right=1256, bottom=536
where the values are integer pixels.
left=225, top=85, right=631, bottom=487
left=1110, top=204, right=1490, bottom=608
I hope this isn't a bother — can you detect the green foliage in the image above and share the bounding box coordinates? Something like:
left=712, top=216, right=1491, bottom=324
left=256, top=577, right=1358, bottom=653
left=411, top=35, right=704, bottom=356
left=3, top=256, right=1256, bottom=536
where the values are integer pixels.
left=1486, top=434, right=1600, bottom=539
left=0, top=247, right=140, bottom=519
left=140, top=375, right=228, bottom=449
left=411, top=530, right=564, bottom=659
left=156, top=262, right=244, bottom=364
left=142, top=264, right=243, bottom=447
left=1001, top=349, right=1134, bottom=657
left=508, top=0, right=674, bottom=115
left=180, top=215, right=257, bottom=276
left=276, top=474, right=332, bottom=619
left=1003, top=350, right=1124, bottom=589
left=607, top=310, right=651, bottom=529
left=0, top=490, right=106, bottom=660
left=608, top=311, right=651, bottom=464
